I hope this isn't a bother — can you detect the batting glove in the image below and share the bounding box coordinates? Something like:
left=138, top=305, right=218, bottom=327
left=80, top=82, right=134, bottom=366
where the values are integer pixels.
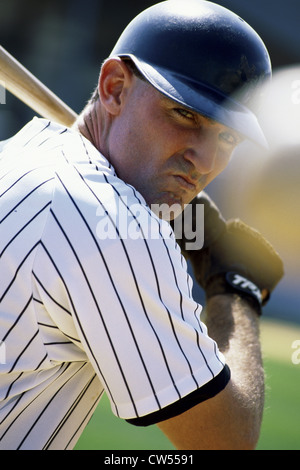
left=175, top=192, right=284, bottom=314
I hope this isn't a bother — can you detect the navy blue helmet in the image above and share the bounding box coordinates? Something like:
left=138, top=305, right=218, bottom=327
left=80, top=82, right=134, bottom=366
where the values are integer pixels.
left=110, top=0, right=272, bottom=147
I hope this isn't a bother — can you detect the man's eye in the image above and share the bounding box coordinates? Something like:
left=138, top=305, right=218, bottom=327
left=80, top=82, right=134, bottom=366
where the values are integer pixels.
left=219, top=131, right=240, bottom=146
left=174, top=108, right=195, bottom=120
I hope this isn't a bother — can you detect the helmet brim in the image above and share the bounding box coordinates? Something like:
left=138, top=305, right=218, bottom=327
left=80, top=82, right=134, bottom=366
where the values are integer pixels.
left=120, top=54, right=268, bottom=149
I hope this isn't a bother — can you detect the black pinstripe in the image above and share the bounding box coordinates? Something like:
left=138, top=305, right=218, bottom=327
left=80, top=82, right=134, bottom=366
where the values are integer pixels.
left=0, top=118, right=229, bottom=449
left=64, top=169, right=181, bottom=404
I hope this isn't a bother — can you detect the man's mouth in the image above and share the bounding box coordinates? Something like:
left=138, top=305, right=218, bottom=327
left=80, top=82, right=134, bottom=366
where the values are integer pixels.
left=173, top=174, right=197, bottom=191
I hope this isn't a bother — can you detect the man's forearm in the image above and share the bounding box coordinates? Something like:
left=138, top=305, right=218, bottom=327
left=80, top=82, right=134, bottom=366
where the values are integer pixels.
left=205, top=294, right=265, bottom=446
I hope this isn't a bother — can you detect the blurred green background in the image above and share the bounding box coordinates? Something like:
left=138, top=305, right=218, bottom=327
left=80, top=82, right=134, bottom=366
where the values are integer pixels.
left=74, top=319, right=300, bottom=450
left=1, top=0, right=299, bottom=451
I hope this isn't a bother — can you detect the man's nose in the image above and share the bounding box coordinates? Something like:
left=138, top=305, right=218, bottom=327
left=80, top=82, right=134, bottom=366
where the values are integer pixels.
left=183, top=133, right=218, bottom=175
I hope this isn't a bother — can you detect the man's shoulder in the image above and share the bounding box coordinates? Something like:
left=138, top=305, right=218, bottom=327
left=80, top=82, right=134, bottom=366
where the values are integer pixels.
left=1, top=117, right=112, bottom=174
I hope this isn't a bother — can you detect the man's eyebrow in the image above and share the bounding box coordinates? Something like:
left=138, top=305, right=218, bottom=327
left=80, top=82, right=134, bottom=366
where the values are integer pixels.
left=163, top=95, right=218, bottom=124
left=162, top=95, right=205, bottom=117
left=161, top=94, right=243, bottom=137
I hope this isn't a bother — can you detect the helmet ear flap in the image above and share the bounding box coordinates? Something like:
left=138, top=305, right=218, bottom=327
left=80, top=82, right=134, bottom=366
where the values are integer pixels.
left=110, top=0, right=271, bottom=147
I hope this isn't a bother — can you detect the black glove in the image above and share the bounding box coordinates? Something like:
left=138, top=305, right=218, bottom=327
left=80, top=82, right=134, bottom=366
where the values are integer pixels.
left=174, top=192, right=284, bottom=314
left=173, top=191, right=227, bottom=253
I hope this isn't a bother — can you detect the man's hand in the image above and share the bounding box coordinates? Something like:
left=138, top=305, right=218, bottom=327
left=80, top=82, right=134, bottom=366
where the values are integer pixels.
left=176, top=192, right=284, bottom=312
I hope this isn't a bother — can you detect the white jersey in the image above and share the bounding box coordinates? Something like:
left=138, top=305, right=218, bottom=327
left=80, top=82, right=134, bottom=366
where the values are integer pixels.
left=0, top=118, right=229, bottom=450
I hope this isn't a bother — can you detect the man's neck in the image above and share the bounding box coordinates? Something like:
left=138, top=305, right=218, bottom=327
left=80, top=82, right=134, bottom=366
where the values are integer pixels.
left=72, top=102, right=106, bottom=153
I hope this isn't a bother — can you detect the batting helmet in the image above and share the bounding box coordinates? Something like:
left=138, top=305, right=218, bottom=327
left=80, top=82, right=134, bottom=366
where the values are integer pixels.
left=110, top=0, right=271, bottom=147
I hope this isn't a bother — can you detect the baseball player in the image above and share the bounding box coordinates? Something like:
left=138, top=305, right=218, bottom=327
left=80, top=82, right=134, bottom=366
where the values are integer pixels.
left=0, top=1, right=283, bottom=450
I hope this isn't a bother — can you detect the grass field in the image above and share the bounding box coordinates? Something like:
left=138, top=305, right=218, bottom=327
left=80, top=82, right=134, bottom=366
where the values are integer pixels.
left=75, top=319, right=300, bottom=451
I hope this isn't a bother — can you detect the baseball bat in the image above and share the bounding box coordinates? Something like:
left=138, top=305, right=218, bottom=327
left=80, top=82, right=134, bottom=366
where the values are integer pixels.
left=0, top=45, right=78, bottom=126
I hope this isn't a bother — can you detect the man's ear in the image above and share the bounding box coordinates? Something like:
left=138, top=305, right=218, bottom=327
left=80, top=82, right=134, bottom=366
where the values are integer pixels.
left=98, top=58, right=133, bottom=115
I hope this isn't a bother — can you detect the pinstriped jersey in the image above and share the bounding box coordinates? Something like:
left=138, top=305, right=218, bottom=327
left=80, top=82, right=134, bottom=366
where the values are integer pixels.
left=0, top=118, right=229, bottom=450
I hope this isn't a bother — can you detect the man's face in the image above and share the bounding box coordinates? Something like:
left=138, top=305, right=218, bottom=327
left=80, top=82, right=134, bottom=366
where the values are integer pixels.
left=106, top=76, right=242, bottom=219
